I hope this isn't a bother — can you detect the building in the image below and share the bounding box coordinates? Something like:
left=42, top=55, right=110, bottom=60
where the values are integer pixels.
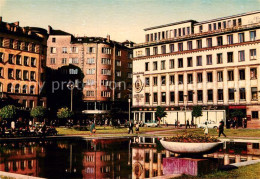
left=132, top=11, right=260, bottom=126
left=0, top=17, right=48, bottom=109
left=47, top=26, right=133, bottom=115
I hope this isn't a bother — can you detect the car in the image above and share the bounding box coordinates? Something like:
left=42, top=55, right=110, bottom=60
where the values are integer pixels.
left=197, top=121, right=218, bottom=129
left=144, top=121, right=158, bottom=127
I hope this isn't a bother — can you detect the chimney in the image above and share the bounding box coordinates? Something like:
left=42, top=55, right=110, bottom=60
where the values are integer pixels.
left=48, top=25, right=52, bottom=34
left=14, top=21, right=19, bottom=26
left=107, top=35, right=110, bottom=42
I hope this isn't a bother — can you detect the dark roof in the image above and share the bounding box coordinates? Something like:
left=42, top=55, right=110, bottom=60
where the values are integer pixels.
left=49, top=29, right=72, bottom=36
left=144, top=20, right=197, bottom=31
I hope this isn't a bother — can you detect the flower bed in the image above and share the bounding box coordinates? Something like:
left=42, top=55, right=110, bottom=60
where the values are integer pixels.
left=164, top=134, right=220, bottom=143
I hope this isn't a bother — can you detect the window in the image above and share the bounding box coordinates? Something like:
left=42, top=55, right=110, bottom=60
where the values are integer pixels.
left=196, top=56, right=202, bottom=66
left=227, top=20, right=232, bottom=27
left=239, top=69, right=245, bottom=80
left=71, top=47, right=78, bottom=53
left=101, top=58, right=111, bottom=65
left=116, top=50, right=121, bottom=56
left=217, top=71, right=223, bottom=82
left=145, top=48, right=150, bottom=56
left=24, top=56, right=29, bottom=66
left=30, top=71, right=36, bottom=81
left=8, top=69, right=14, bottom=79
left=208, top=90, right=213, bottom=101
left=23, top=71, right=29, bottom=80
left=187, top=27, right=190, bottom=34
left=102, top=47, right=111, bottom=54
left=86, top=91, right=95, bottom=97
left=16, top=55, right=22, bottom=65
left=150, top=34, right=154, bottom=41
left=199, top=25, right=203, bottom=32
left=128, top=62, right=132, bottom=68
left=153, top=47, right=158, bottom=55
left=30, top=85, right=35, bottom=94
left=169, top=59, right=174, bottom=69
left=240, top=88, right=246, bottom=100
left=145, top=62, right=149, bottom=71
left=161, top=45, right=166, bottom=54
left=153, top=77, right=158, bottom=86
left=31, top=58, right=36, bottom=67
left=178, top=28, right=181, bottom=36
left=227, top=35, right=233, bottom=44
left=197, top=73, right=202, bottom=83
left=169, top=44, right=174, bottom=53
left=206, top=55, right=212, bottom=65
left=187, top=57, right=193, bottom=67
left=153, top=93, right=158, bottom=103
left=170, top=75, right=174, bottom=85
left=116, top=70, right=121, bottom=77
left=217, top=53, right=223, bottom=64
left=238, top=51, right=245, bottom=62
left=116, top=60, right=121, bottom=66
left=22, top=85, right=27, bottom=93
left=188, top=91, right=193, bottom=102
left=17, top=41, right=22, bottom=50
left=238, top=33, right=244, bottom=43
left=145, top=93, right=150, bottom=103
left=178, top=74, right=183, bottom=84
left=161, top=60, right=166, bottom=70
left=227, top=52, right=233, bottom=63
left=250, top=68, right=257, bottom=80
left=217, top=36, right=223, bottom=46
left=228, top=88, right=235, bottom=101
left=101, top=91, right=111, bottom=97
left=207, top=72, right=213, bottom=82
left=174, top=29, right=177, bottom=37
left=8, top=54, right=14, bottom=64
left=153, top=61, right=157, bottom=70
left=0, top=67, right=3, bottom=77
left=145, top=77, right=150, bottom=86
left=145, top=34, right=149, bottom=42
left=233, top=19, right=237, bottom=26
left=178, top=43, right=183, bottom=51
left=208, top=24, right=212, bottom=31
left=178, top=58, right=183, bottom=68
left=197, top=40, right=202, bottom=49
left=50, top=47, right=56, bottom=53
left=251, top=87, right=258, bottom=101
left=238, top=18, right=242, bottom=26
left=252, top=111, right=259, bottom=119
left=50, top=58, right=56, bottom=64
left=0, top=52, right=4, bottom=63
left=86, top=79, right=95, bottom=86
left=7, top=83, right=13, bottom=92
left=218, top=89, right=223, bottom=101
left=228, top=70, right=234, bottom=81
left=188, top=74, right=193, bottom=84
left=86, top=68, right=96, bottom=75
left=52, top=38, right=56, bottom=42
left=69, top=58, right=78, bottom=64
left=179, top=91, right=184, bottom=102
left=62, top=47, right=67, bottom=53
left=128, top=72, right=132, bottom=78
left=198, top=90, right=203, bottom=102
left=161, top=92, right=166, bottom=103
left=187, top=41, right=192, bottom=50
left=87, top=47, right=95, bottom=53
left=250, top=31, right=256, bottom=41
left=250, top=49, right=256, bottom=60
left=9, top=39, right=14, bottom=49
left=161, top=76, right=166, bottom=85
left=87, top=58, right=95, bottom=64
left=170, top=92, right=175, bottom=102
left=207, top=38, right=212, bottom=47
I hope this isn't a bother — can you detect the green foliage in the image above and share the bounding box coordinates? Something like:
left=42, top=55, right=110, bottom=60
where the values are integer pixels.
left=30, top=106, right=46, bottom=119
left=0, top=105, right=17, bottom=120
left=230, top=109, right=245, bottom=118
left=57, top=107, right=73, bottom=119
left=155, top=106, right=167, bottom=120
left=192, top=106, right=203, bottom=118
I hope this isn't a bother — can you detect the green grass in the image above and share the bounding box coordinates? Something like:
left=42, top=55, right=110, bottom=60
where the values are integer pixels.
left=176, top=162, right=260, bottom=178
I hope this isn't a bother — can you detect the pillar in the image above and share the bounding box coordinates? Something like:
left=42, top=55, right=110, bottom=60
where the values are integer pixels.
left=247, top=155, right=253, bottom=161
left=166, top=150, right=170, bottom=158
left=158, top=153, right=162, bottom=176
left=224, top=154, right=230, bottom=165
left=235, top=155, right=241, bottom=163
left=149, top=149, right=153, bottom=178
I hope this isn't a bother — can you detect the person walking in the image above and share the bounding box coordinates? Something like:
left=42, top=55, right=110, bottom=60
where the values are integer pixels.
left=135, top=123, right=140, bottom=134
left=175, top=120, right=177, bottom=128
left=128, top=121, right=133, bottom=134
left=90, top=121, right=96, bottom=135
left=204, top=122, right=209, bottom=135
left=218, top=120, right=226, bottom=137
left=186, top=120, right=190, bottom=129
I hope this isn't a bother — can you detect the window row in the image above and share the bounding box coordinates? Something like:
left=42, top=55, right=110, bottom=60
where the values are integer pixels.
left=0, top=68, right=36, bottom=81
left=0, top=53, right=37, bottom=67
left=2, top=83, right=36, bottom=94
left=145, top=87, right=258, bottom=103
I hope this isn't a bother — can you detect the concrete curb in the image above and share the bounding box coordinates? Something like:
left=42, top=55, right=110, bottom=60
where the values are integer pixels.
left=0, top=171, right=45, bottom=179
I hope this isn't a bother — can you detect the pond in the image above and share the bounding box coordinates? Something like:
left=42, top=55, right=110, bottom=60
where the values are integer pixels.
left=0, top=137, right=259, bottom=178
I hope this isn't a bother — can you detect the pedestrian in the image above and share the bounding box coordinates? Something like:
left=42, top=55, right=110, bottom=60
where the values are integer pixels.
left=11, top=120, right=15, bottom=131
left=42, top=123, right=46, bottom=138
left=191, top=120, right=194, bottom=128
left=128, top=121, right=133, bottom=134
left=90, top=122, right=96, bottom=135
left=218, top=120, right=226, bottom=137
left=244, top=118, right=247, bottom=128
left=165, top=121, right=168, bottom=127
left=186, top=120, right=190, bottom=129
left=135, top=123, right=139, bottom=134
left=204, top=122, right=209, bottom=135
left=174, top=120, right=177, bottom=128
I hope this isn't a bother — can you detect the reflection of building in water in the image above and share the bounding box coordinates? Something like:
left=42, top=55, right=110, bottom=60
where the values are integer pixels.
left=0, top=142, right=45, bottom=176
left=82, top=139, right=131, bottom=179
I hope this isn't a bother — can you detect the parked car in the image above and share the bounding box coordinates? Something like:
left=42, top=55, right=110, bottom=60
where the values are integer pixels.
left=144, top=121, right=158, bottom=127
left=197, top=121, right=218, bottom=129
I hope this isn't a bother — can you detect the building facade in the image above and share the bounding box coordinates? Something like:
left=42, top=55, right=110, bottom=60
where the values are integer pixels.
left=132, top=11, right=260, bottom=126
left=0, top=17, right=48, bottom=109
left=47, top=26, right=133, bottom=115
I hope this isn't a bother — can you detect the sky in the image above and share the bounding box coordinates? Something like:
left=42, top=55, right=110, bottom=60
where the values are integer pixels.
left=0, top=0, right=259, bottom=43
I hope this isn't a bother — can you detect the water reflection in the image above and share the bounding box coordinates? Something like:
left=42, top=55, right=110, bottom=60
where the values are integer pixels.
left=0, top=138, right=259, bottom=179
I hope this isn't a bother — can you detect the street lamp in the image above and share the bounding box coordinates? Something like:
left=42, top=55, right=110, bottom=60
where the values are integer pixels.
left=128, top=98, right=131, bottom=122
left=67, top=80, right=78, bottom=111
left=184, top=94, right=188, bottom=126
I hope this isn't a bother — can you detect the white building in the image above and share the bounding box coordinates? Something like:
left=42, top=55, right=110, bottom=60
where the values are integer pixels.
left=132, top=11, right=260, bottom=126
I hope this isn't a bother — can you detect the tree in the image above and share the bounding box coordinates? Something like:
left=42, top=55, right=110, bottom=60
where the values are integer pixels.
left=155, top=106, right=167, bottom=127
left=192, top=106, right=203, bottom=124
left=30, top=106, right=46, bottom=122
left=230, top=109, right=245, bottom=118
left=57, top=107, right=73, bottom=119
left=0, top=105, right=17, bottom=120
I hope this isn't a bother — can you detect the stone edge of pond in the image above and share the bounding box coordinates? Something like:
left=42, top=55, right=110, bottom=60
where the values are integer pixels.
left=0, top=171, right=45, bottom=179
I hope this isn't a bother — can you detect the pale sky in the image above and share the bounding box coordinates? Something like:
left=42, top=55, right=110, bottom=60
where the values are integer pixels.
left=0, top=0, right=259, bottom=43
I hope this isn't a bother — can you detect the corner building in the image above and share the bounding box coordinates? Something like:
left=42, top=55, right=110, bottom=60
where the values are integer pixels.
left=0, top=17, right=48, bottom=109
left=47, top=26, right=133, bottom=115
left=132, top=11, right=260, bottom=126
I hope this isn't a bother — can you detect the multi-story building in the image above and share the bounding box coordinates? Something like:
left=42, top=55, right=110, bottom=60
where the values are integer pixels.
left=0, top=17, right=48, bottom=109
left=132, top=11, right=260, bottom=126
left=47, top=26, right=133, bottom=115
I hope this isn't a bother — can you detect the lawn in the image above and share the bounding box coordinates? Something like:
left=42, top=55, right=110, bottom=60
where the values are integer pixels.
left=176, top=162, right=260, bottom=178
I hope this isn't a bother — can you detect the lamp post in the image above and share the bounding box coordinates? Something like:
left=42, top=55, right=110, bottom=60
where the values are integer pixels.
left=128, top=98, right=131, bottom=122
left=67, top=80, right=78, bottom=111
left=184, top=94, right=188, bottom=126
